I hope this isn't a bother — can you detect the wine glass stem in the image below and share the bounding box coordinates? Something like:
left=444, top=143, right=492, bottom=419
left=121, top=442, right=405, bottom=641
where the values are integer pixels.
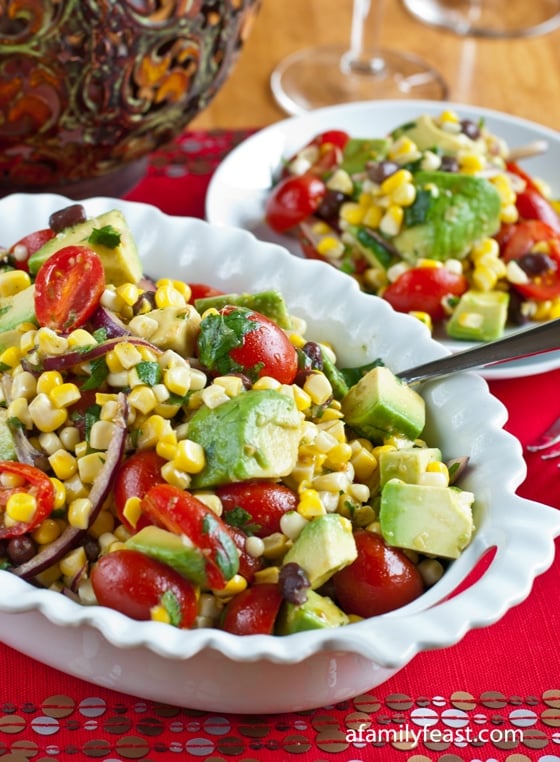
left=341, top=0, right=387, bottom=76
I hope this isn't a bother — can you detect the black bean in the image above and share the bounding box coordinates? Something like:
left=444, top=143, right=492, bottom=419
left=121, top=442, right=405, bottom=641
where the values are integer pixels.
left=460, top=119, right=481, bottom=141
left=132, top=290, right=157, bottom=314
left=517, top=252, right=556, bottom=276
left=301, top=341, right=323, bottom=370
left=278, top=562, right=311, bottom=605
left=83, top=535, right=101, bottom=564
left=507, top=290, right=529, bottom=327
left=7, top=535, right=37, bottom=565
left=48, top=204, right=87, bottom=233
left=440, top=156, right=459, bottom=172
left=316, top=189, right=348, bottom=225
left=366, top=160, right=400, bottom=185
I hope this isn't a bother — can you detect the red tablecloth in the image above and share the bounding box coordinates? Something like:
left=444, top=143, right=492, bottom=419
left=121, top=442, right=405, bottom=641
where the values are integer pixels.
left=0, top=130, right=559, bottom=762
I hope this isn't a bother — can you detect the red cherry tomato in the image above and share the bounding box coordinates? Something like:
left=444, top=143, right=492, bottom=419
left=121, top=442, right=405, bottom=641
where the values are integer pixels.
left=382, top=266, right=469, bottom=322
left=332, top=530, right=424, bottom=617
left=141, top=483, right=240, bottom=590
left=8, top=228, right=55, bottom=272
left=91, top=548, right=198, bottom=628
left=113, top=450, right=166, bottom=531
left=501, top=220, right=560, bottom=300
left=515, top=187, right=560, bottom=233
left=217, top=481, right=298, bottom=538
left=187, top=282, right=225, bottom=304
left=220, top=583, right=283, bottom=635
left=197, top=306, right=299, bottom=385
left=315, top=130, right=351, bottom=151
left=265, top=173, right=326, bottom=233
left=0, top=461, right=55, bottom=539
left=34, top=245, right=105, bottom=332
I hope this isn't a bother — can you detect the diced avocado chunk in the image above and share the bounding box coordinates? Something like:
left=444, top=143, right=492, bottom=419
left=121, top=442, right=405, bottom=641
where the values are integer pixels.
left=379, top=479, right=475, bottom=559
left=276, top=589, right=350, bottom=634
left=446, top=289, right=509, bottom=342
left=391, top=114, right=480, bottom=156
left=341, top=365, right=425, bottom=443
left=345, top=225, right=398, bottom=270
left=340, top=137, right=390, bottom=175
left=194, top=290, right=292, bottom=330
left=393, top=171, right=502, bottom=262
left=140, top=305, right=201, bottom=356
left=126, top=525, right=211, bottom=586
left=28, top=210, right=142, bottom=285
left=187, top=389, right=302, bottom=489
left=0, top=285, right=36, bottom=334
left=0, top=409, right=17, bottom=461
left=379, top=446, right=442, bottom=487
left=282, top=513, right=357, bottom=589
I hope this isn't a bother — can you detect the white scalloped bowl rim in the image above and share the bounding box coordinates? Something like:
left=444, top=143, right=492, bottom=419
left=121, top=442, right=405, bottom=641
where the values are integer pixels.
left=0, top=194, right=558, bottom=670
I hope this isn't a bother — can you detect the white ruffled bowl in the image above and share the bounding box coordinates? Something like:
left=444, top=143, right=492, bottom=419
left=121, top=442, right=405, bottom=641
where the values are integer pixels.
left=0, top=194, right=558, bottom=714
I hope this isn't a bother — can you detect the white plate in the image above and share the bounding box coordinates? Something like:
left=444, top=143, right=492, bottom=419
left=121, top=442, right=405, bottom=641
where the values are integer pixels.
left=206, top=99, right=560, bottom=380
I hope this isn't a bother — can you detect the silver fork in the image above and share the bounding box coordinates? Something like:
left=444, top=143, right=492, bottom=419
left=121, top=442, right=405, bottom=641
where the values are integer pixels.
left=527, top=415, right=560, bottom=460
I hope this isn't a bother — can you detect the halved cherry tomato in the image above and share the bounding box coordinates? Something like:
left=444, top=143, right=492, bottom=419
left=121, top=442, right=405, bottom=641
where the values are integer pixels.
left=382, top=266, right=469, bottom=322
left=501, top=220, right=560, bottom=299
left=0, top=461, right=55, bottom=539
left=34, top=245, right=105, bottom=332
left=516, top=187, right=560, bottom=233
left=113, top=450, right=165, bottom=531
left=91, top=548, right=198, bottom=628
left=265, top=173, right=326, bottom=233
left=217, top=481, right=298, bottom=538
left=197, top=305, right=299, bottom=384
left=140, top=483, right=240, bottom=590
left=332, top=530, right=424, bottom=617
left=8, top=228, right=55, bottom=272
left=187, top=282, right=225, bottom=304
left=220, top=583, right=283, bottom=635
left=314, top=129, right=351, bottom=151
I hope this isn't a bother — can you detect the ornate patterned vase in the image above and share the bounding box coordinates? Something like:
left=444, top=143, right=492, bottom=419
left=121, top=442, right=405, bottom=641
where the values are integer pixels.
left=0, top=0, right=260, bottom=198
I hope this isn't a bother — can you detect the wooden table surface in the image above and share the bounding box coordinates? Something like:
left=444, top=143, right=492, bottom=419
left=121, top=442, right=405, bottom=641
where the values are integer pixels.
left=191, top=0, right=560, bottom=131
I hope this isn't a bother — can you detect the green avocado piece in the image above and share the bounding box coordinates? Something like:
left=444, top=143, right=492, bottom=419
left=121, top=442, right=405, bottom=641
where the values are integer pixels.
left=393, top=171, right=502, bottom=262
left=28, top=210, right=142, bottom=285
left=391, top=114, right=480, bottom=155
left=276, top=589, right=350, bottom=634
left=379, top=446, right=442, bottom=487
left=194, top=290, right=292, bottom=330
left=125, top=525, right=211, bottom=586
left=340, top=365, right=425, bottom=443
left=446, top=289, right=509, bottom=342
left=0, top=285, right=36, bottom=334
left=187, top=389, right=302, bottom=489
left=379, top=479, right=475, bottom=559
left=0, top=409, right=17, bottom=461
left=282, top=513, right=357, bottom=589
left=340, top=137, right=390, bottom=175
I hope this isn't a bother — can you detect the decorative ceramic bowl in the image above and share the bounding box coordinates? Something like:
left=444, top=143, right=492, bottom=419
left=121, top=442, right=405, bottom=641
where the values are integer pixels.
left=0, top=1, right=260, bottom=198
left=0, top=193, right=559, bottom=714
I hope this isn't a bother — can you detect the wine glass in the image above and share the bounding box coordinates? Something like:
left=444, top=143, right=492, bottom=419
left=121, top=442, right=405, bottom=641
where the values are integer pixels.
left=401, top=0, right=560, bottom=38
left=270, top=0, right=448, bottom=116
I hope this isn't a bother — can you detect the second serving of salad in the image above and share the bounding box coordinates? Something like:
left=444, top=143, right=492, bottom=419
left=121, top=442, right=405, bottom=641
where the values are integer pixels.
left=265, top=109, right=560, bottom=342
left=0, top=202, right=474, bottom=635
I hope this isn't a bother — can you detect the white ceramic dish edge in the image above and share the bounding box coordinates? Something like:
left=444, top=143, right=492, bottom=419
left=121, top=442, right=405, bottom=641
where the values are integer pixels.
left=0, top=194, right=557, bottom=712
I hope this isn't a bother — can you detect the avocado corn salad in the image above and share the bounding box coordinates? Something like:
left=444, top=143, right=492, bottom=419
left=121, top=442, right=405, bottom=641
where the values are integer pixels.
left=0, top=204, right=475, bottom=634
left=265, top=109, right=560, bottom=343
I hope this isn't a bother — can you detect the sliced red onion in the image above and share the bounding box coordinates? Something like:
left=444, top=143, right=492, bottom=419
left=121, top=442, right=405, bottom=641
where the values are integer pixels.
left=12, top=393, right=129, bottom=581
left=88, top=305, right=132, bottom=339
left=447, top=456, right=470, bottom=485
left=42, top=335, right=161, bottom=371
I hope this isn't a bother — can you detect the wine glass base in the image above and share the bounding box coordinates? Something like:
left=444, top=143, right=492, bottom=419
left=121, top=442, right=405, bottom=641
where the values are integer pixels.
left=270, top=44, right=448, bottom=116
left=401, top=0, right=560, bottom=38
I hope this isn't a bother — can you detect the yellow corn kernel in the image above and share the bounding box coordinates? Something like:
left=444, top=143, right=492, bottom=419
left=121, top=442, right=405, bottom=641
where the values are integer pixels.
left=549, top=298, right=560, bottom=320
left=439, top=108, right=459, bottom=124
left=193, top=492, right=223, bottom=516
left=128, top=385, right=158, bottom=415
left=340, top=201, right=366, bottom=226
left=123, top=496, right=143, bottom=530
left=49, top=449, right=78, bottom=480
left=164, top=365, right=191, bottom=396
left=212, top=574, right=248, bottom=597
left=7, top=397, right=32, bottom=429
left=0, top=345, right=21, bottom=368
left=49, top=382, right=81, bottom=409
left=87, top=508, right=114, bottom=539
left=458, top=153, right=485, bottom=173
left=155, top=283, right=186, bottom=309
left=316, top=235, right=345, bottom=260
left=302, top=372, right=332, bottom=406
left=36, top=371, right=64, bottom=395
left=410, top=311, right=433, bottom=332
left=35, top=563, right=62, bottom=588
left=372, top=444, right=397, bottom=458
left=78, top=452, right=106, bottom=484
left=66, top=328, right=97, bottom=349
left=426, top=460, right=450, bottom=481
left=74, top=441, right=88, bottom=459
left=390, top=182, right=416, bottom=207
left=156, top=278, right=192, bottom=302
left=500, top=204, right=519, bottom=224
left=135, top=414, right=173, bottom=450
left=379, top=205, right=404, bottom=237
left=36, top=327, right=68, bottom=356
left=252, top=376, right=281, bottom=391
left=173, top=439, right=206, bottom=473
left=161, top=461, right=191, bottom=489
left=150, top=604, right=171, bottom=624
left=388, top=136, right=420, bottom=162
left=10, top=371, right=37, bottom=400
left=49, top=478, right=66, bottom=510
left=470, top=238, right=499, bottom=261
left=291, top=384, right=312, bottom=412
left=114, top=341, right=143, bottom=369
left=472, top=264, right=498, bottom=292
left=116, top=282, right=141, bottom=306
left=28, top=393, right=68, bottom=432
left=200, top=384, right=230, bottom=409
left=6, top=492, right=37, bottom=524
left=297, top=488, right=326, bottom=519
left=0, top=269, right=31, bottom=297
left=59, top=546, right=87, bottom=578
left=19, top=329, right=37, bottom=355
left=491, top=174, right=516, bottom=205
left=213, top=375, right=245, bottom=398
left=380, top=168, right=413, bottom=195
left=32, top=518, right=62, bottom=545
left=68, top=498, right=93, bottom=529
left=361, top=205, right=383, bottom=229
left=254, top=567, right=281, bottom=584
left=325, top=442, right=353, bottom=468
left=87, top=420, right=115, bottom=451
left=104, top=349, right=125, bottom=374
left=533, top=300, right=552, bottom=321
left=156, top=437, right=178, bottom=461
